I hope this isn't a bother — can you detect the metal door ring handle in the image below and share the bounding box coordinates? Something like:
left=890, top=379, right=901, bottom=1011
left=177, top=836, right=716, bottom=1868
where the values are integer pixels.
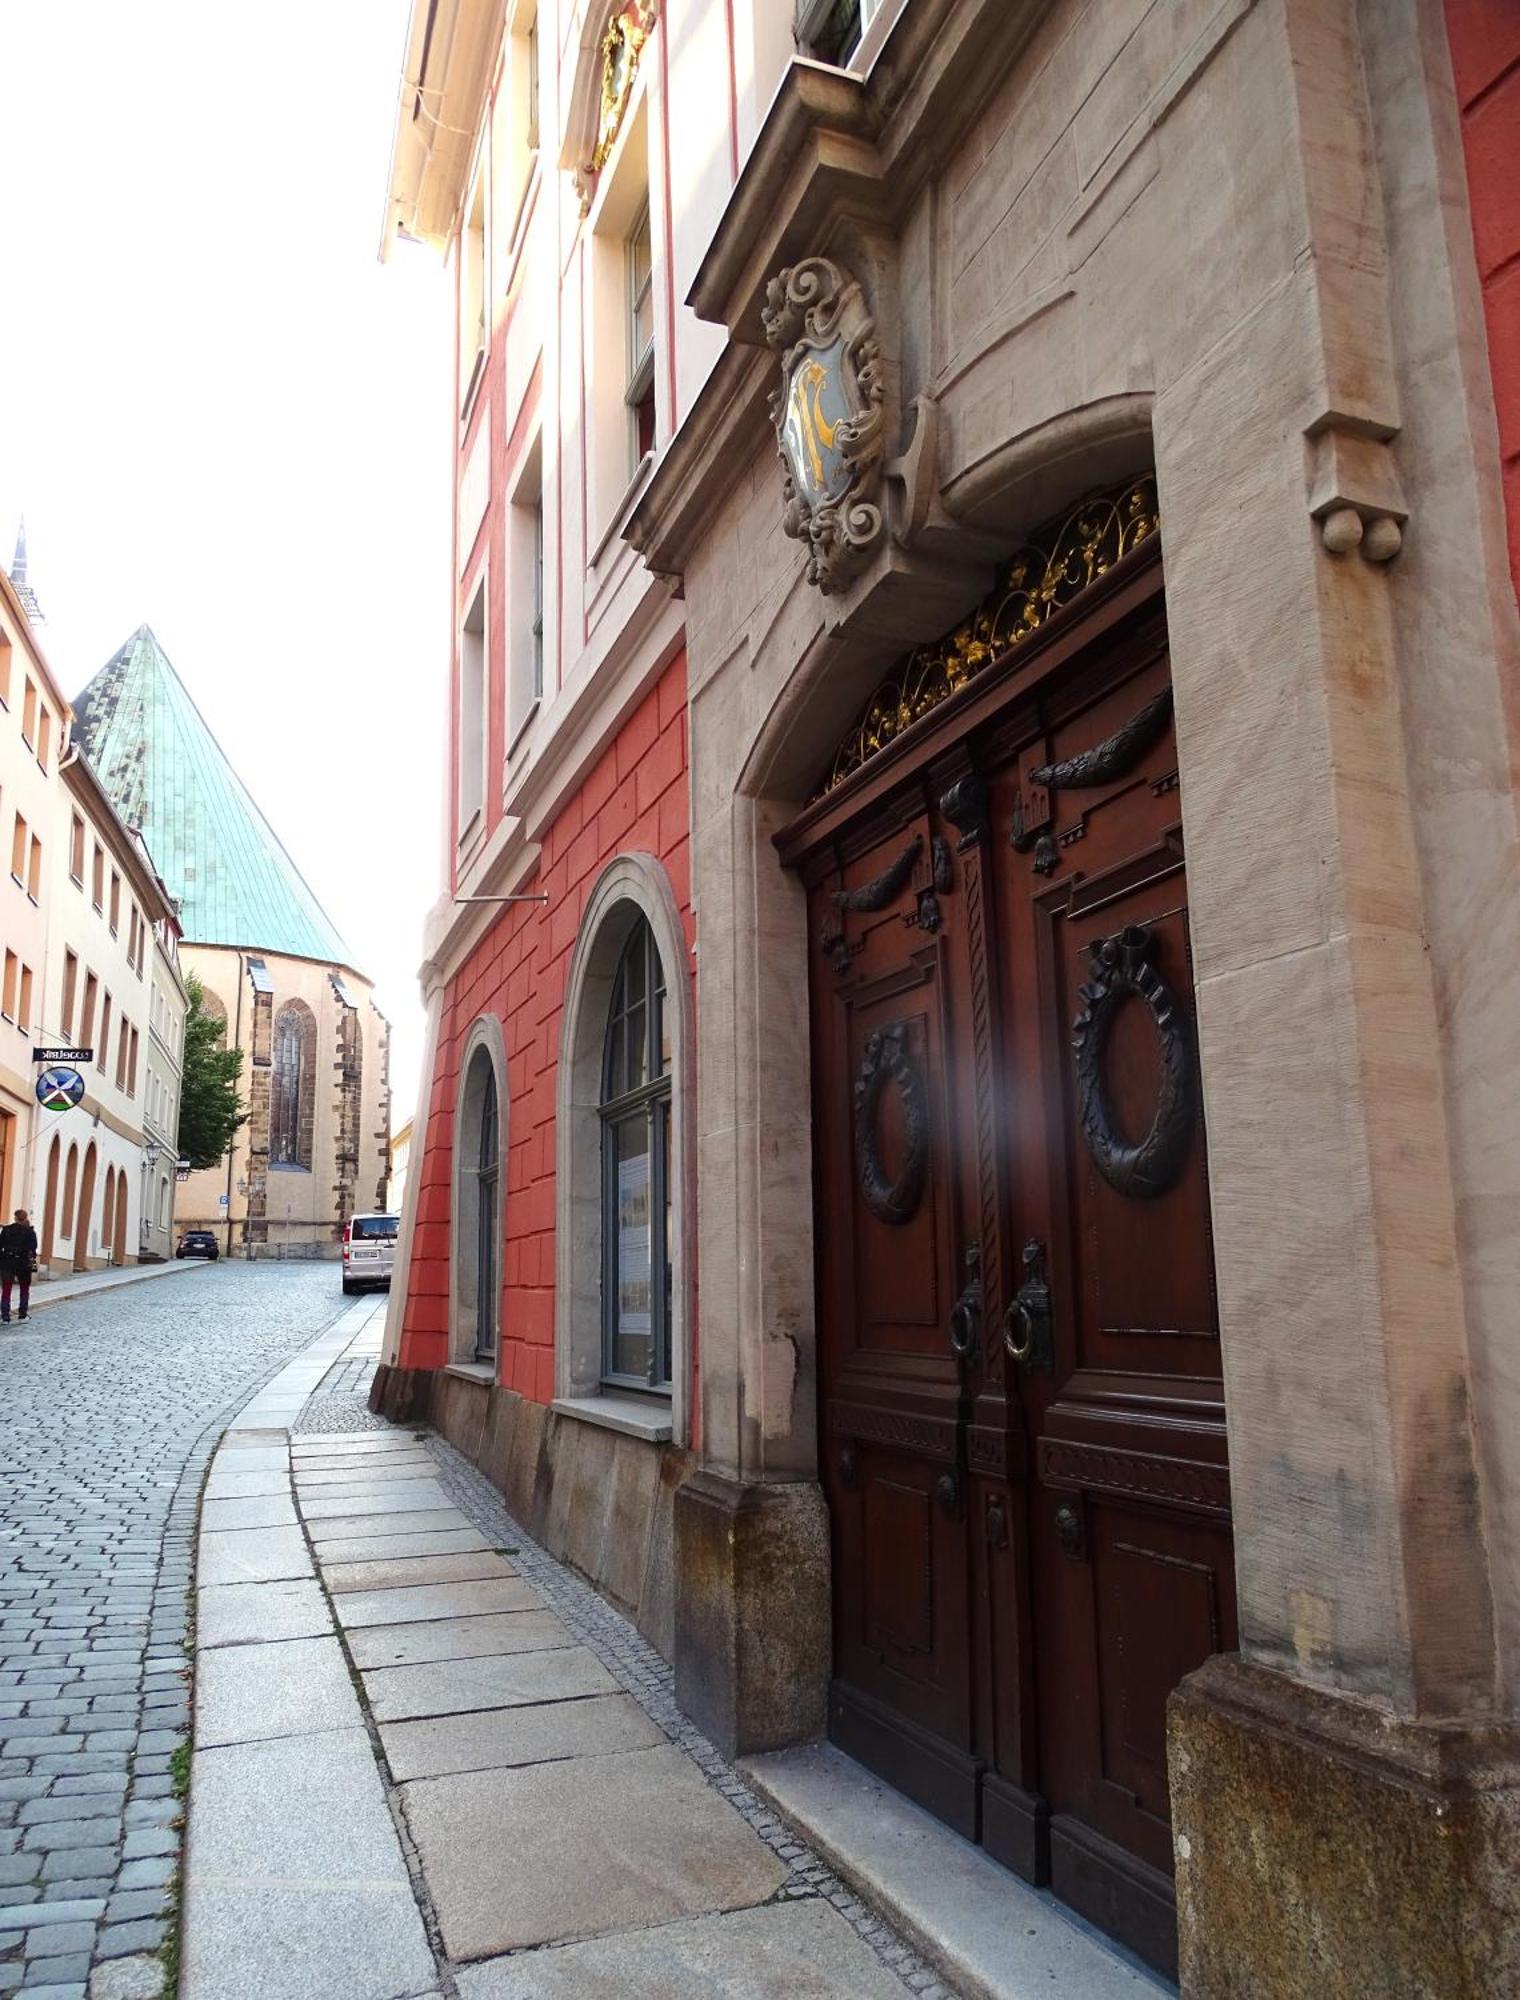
left=1004, top=1301, right=1035, bottom=1364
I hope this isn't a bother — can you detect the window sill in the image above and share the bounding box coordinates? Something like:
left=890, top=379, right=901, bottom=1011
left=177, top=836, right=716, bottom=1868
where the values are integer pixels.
left=588, top=453, right=656, bottom=570
left=444, top=1361, right=497, bottom=1386
left=460, top=346, right=487, bottom=430
left=551, top=1394, right=672, bottom=1444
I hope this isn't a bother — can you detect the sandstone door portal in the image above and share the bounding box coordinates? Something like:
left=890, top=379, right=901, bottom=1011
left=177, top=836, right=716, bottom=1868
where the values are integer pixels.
left=782, top=553, right=1236, bottom=1977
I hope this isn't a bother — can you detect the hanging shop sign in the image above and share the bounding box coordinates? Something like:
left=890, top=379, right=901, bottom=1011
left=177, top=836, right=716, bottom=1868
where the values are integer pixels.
left=35, top=1066, right=86, bottom=1111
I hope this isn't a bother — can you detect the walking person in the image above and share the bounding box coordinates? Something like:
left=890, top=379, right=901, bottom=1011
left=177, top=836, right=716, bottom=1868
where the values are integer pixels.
left=0, top=1209, right=38, bottom=1323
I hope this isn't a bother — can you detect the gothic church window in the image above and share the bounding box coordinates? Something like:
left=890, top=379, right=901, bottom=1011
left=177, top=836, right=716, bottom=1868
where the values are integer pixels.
left=272, top=999, right=316, bottom=1170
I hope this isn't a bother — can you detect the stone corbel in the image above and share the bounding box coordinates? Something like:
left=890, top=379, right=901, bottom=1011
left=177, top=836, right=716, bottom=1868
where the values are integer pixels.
left=1307, top=423, right=1407, bottom=563
left=886, top=393, right=939, bottom=547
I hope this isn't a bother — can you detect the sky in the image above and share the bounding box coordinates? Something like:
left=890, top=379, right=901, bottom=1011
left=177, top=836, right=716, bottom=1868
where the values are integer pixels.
left=0, top=0, right=453, bottom=1128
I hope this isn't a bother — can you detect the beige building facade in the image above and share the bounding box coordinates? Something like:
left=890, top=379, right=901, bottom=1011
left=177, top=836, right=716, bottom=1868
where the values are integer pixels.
left=74, top=625, right=391, bottom=1265
left=2, top=565, right=186, bottom=1271
left=140, top=921, right=187, bottom=1261
left=374, top=0, right=1520, bottom=1987
left=176, top=945, right=391, bottom=1260
left=0, top=567, right=68, bottom=1228
left=626, top=0, right=1520, bottom=1990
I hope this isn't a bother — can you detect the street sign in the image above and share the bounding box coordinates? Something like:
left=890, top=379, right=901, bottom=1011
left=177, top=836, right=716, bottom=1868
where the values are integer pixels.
left=32, top=1046, right=92, bottom=1065
left=217, top=1194, right=229, bottom=1209
left=35, top=1066, right=86, bottom=1111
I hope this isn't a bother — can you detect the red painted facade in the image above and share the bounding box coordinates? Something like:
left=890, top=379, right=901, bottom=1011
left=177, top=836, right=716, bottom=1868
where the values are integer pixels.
left=401, top=652, right=693, bottom=1402
left=1446, top=0, right=1520, bottom=593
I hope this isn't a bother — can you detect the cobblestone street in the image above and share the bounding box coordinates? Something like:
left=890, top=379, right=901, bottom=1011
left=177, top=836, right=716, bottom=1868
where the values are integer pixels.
left=0, top=1262, right=358, bottom=1999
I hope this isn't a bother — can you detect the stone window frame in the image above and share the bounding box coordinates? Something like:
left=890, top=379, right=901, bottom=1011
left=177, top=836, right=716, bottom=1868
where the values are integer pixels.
left=270, top=997, right=317, bottom=1171
left=451, top=1014, right=508, bottom=1370
left=554, top=852, right=692, bottom=1446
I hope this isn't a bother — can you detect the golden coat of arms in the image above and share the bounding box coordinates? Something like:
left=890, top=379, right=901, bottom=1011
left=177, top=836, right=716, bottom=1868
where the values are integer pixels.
left=763, top=257, right=885, bottom=594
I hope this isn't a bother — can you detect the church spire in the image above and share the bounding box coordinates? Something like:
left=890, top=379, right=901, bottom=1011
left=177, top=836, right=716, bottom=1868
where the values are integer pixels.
left=7, top=517, right=43, bottom=625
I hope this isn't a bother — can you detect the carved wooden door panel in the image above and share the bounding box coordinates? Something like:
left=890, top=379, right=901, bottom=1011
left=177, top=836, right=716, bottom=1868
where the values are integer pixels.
left=994, top=644, right=1237, bottom=1977
left=805, top=802, right=981, bottom=1836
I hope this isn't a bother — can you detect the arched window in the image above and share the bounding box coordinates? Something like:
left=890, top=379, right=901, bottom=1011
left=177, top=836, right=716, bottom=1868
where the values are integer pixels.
left=475, top=1070, right=499, bottom=1361
left=454, top=1029, right=505, bottom=1364
left=557, top=857, right=691, bottom=1436
left=600, top=916, right=672, bottom=1391
left=271, top=1000, right=316, bottom=1169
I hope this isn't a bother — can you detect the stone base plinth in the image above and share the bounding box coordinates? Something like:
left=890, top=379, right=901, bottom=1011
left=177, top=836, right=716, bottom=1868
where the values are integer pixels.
left=1169, top=1655, right=1520, bottom=1997
left=673, top=1472, right=830, bottom=1758
left=367, top=1365, right=692, bottom=1662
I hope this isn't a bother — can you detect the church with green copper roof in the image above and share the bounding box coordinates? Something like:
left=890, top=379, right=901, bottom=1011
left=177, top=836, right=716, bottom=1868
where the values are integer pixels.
left=73, top=625, right=360, bottom=971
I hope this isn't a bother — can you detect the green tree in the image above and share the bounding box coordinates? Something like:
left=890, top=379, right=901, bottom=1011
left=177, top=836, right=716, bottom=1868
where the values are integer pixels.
left=177, top=973, right=247, bottom=1169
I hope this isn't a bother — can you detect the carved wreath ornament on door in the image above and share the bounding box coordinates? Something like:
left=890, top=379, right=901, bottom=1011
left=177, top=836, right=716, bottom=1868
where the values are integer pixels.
left=1071, top=923, right=1196, bottom=1199
left=854, top=1024, right=930, bottom=1224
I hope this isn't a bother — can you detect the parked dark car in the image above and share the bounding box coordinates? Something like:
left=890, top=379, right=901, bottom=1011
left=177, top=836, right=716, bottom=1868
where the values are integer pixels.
left=176, top=1230, right=219, bottom=1261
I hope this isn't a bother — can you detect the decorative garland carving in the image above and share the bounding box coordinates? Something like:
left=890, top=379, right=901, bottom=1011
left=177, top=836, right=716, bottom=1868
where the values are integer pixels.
left=819, top=835, right=921, bottom=968
left=764, top=258, right=886, bottom=595
left=854, top=1023, right=930, bottom=1225
left=1072, top=924, right=1196, bottom=1199
left=1032, top=686, right=1174, bottom=790
left=816, top=473, right=1159, bottom=797
left=833, top=836, right=921, bottom=914
left=909, top=836, right=954, bottom=934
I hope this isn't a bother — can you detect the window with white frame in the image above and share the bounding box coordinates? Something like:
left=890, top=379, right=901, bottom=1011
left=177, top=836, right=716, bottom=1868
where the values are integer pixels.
left=627, top=202, right=655, bottom=469
left=459, top=161, right=487, bottom=415
left=796, top=0, right=881, bottom=64
left=501, top=1, right=541, bottom=257
left=587, top=93, right=653, bottom=536
left=600, top=916, right=672, bottom=1393
left=508, top=437, right=545, bottom=739
left=458, top=572, right=488, bottom=838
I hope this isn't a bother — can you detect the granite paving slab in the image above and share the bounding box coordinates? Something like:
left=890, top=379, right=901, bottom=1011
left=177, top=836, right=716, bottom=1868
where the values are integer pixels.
left=207, top=1446, right=288, bottom=1472
left=295, top=1461, right=441, bottom=1487
left=380, top=1691, right=666, bottom=1782
left=314, top=1527, right=495, bottom=1564
left=202, top=1469, right=292, bottom=1500
left=322, top=1551, right=517, bottom=1594
left=196, top=1636, right=357, bottom=1748
left=400, top=1744, right=789, bottom=1959
left=197, top=1579, right=334, bottom=1649
left=297, top=1482, right=452, bottom=1516
left=197, top=1525, right=313, bottom=1587
left=182, top=1725, right=435, bottom=2000
left=348, top=1609, right=573, bottom=1671
left=291, top=1458, right=438, bottom=1481
left=305, top=1506, right=470, bottom=1539
left=453, top=1897, right=914, bottom=1998
left=290, top=1440, right=428, bottom=1456
left=332, top=1577, right=541, bottom=1629
left=362, top=1645, right=618, bottom=1723
left=200, top=1493, right=300, bottom=1532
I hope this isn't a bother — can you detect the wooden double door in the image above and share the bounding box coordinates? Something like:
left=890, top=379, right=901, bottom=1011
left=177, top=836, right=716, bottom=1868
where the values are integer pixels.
left=783, top=562, right=1235, bottom=1976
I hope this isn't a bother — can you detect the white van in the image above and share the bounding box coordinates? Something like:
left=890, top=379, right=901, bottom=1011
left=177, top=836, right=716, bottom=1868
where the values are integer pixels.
left=342, top=1212, right=399, bottom=1294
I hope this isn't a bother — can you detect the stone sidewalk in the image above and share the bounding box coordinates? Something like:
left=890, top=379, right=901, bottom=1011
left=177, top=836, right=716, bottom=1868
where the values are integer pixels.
left=182, top=1315, right=1166, bottom=2000
left=24, top=1260, right=201, bottom=1316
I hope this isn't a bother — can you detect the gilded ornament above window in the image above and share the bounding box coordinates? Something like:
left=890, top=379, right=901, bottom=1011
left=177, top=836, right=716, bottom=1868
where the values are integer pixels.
left=595, top=0, right=656, bottom=171
left=816, top=474, right=1160, bottom=797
